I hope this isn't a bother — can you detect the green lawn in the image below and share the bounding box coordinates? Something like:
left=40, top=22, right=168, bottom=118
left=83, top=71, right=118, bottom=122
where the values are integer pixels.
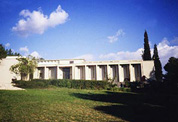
left=0, top=88, right=177, bottom=122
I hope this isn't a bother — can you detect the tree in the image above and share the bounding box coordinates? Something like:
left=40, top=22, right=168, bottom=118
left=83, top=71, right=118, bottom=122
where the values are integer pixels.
left=27, top=55, right=38, bottom=79
left=6, top=49, right=13, bottom=56
left=142, top=30, right=151, bottom=60
left=6, top=49, right=21, bottom=56
left=152, top=44, right=162, bottom=82
left=0, top=43, right=20, bottom=62
left=0, top=44, right=7, bottom=60
left=10, top=56, right=37, bottom=80
left=164, top=57, right=178, bottom=89
left=14, top=52, right=21, bottom=56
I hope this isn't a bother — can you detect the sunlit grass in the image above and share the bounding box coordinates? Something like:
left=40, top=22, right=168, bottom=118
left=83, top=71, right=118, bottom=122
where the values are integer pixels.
left=0, top=88, right=123, bottom=122
left=0, top=88, right=177, bottom=122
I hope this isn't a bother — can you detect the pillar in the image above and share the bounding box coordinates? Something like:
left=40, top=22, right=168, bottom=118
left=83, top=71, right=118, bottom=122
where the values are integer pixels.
left=44, top=66, right=48, bottom=79
left=57, top=66, right=60, bottom=79
left=33, top=68, right=38, bottom=79
left=107, top=65, right=111, bottom=80
left=129, top=64, right=135, bottom=82
left=96, top=65, right=102, bottom=80
left=58, top=67, right=63, bottom=79
left=72, top=66, right=75, bottom=79
left=75, top=66, right=79, bottom=80
left=118, top=64, right=124, bottom=82
left=85, top=65, right=89, bottom=80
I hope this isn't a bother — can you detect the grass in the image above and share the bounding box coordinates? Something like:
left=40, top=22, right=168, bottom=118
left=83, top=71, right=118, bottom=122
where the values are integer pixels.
left=0, top=88, right=177, bottom=122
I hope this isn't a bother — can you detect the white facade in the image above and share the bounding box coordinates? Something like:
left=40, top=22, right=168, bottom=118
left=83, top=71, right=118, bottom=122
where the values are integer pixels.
left=0, top=56, right=155, bottom=84
left=34, top=58, right=154, bottom=83
left=0, top=56, right=21, bottom=85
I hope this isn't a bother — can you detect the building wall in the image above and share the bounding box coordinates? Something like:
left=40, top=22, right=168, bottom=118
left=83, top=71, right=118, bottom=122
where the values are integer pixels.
left=142, top=61, right=155, bottom=79
left=0, top=56, right=21, bottom=84
left=48, top=67, right=57, bottom=79
left=34, top=59, right=155, bottom=82
left=0, top=57, right=155, bottom=84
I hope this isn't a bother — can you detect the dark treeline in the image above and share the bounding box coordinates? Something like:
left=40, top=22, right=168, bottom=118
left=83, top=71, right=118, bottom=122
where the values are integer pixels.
left=0, top=44, right=20, bottom=60
left=6, top=48, right=20, bottom=56
left=140, top=31, right=178, bottom=94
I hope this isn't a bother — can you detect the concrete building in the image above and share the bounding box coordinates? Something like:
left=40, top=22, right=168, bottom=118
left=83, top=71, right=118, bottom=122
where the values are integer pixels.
left=33, top=58, right=154, bottom=83
left=0, top=56, right=21, bottom=84
left=0, top=56, right=154, bottom=85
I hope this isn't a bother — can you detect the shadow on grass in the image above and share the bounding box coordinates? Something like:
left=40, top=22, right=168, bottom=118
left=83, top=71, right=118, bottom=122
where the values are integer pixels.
left=72, top=91, right=177, bottom=122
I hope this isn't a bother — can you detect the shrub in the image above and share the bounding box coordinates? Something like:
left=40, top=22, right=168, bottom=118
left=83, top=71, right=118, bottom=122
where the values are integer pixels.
left=13, top=79, right=110, bottom=90
left=109, top=86, right=131, bottom=92
left=124, top=81, right=130, bottom=87
left=12, top=80, right=50, bottom=88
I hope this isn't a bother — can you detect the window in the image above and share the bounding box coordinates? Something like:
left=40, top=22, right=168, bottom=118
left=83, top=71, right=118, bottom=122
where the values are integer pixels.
left=70, top=61, right=74, bottom=64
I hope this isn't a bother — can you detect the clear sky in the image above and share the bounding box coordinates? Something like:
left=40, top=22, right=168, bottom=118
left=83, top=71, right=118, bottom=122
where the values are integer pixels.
left=0, top=0, right=178, bottom=66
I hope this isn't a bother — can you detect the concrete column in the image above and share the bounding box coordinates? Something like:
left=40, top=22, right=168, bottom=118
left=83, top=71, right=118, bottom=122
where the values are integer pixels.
left=96, top=65, right=102, bottom=80
left=107, top=65, right=111, bottom=80
left=43, top=67, right=45, bottom=79
left=110, top=66, right=114, bottom=79
left=85, top=65, right=89, bottom=80
left=74, top=66, right=77, bottom=79
left=48, top=68, right=51, bottom=79
left=82, top=67, right=85, bottom=80
left=33, top=68, right=37, bottom=79
left=57, top=66, right=60, bottom=79
left=72, top=66, right=75, bottom=79
left=75, top=66, right=79, bottom=80
left=44, top=66, right=48, bottom=79
left=118, top=64, right=124, bottom=82
left=58, top=67, right=63, bottom=79
left=129, top=64, right=135, bottom=82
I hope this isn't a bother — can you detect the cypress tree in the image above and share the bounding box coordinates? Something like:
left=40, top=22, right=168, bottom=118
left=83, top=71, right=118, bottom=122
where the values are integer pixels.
left=142, top=31, right=151, bottom=60
left=152, top=44, right=162, bottom=82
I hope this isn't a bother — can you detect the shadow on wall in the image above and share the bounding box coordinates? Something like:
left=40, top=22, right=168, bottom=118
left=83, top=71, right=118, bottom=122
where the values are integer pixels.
left=71, top=91, right=177, bottom=122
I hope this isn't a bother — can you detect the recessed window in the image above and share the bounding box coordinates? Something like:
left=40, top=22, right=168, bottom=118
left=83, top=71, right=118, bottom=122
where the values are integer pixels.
left=70, top=61, right=74, bottom=64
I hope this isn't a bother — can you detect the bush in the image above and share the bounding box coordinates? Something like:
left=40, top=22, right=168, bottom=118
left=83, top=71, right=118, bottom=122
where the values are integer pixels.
left=124, top=81, right=130, bottom=87
left=13, top=79, right=110, bottom=90
left=109, top=86, right=131, bottom=92
left=12, top=80, right=51, bottom=88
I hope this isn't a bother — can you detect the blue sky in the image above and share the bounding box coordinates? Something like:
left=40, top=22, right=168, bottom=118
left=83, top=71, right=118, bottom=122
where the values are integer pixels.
left=0, top=0, right=178, bottom=66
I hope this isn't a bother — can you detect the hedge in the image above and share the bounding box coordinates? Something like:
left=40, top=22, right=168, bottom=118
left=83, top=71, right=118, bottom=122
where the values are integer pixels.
left=12, top=79, right=110, bottom=90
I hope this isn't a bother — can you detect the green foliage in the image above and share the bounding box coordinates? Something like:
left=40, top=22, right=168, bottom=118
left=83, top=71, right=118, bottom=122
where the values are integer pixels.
left=13, top=79, right=110, bottom=90
left=152, top=44, right=163, bottom=82
left=6, top=49, right=20, bottom=56
left=109, top=86, right=131, bottom=92
left=0, top=43, right=20, bottom=61
left=0, top=44, right=7, bottom=60
left=10, top=56, right=37, bottom=80
left=13, top=80, right=50, bottom=88
left=124, top=80, right=130, bottom=87
left=164, top=57, right=178, bottom=89
left=107, top=77, right=117, bottom=88
left=142, top=30, right=151, bottom=60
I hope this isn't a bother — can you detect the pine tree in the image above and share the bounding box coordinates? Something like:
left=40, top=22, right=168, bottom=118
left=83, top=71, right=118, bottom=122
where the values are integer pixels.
left=142, top=31, right=151, bottom=60
left=152, top=44, right=162, bottom=82
left=6, top=49, right=13, bottom=56
left=0, top=44, right=7, bottom=60
left=0, top=44, right=20, bottom=60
